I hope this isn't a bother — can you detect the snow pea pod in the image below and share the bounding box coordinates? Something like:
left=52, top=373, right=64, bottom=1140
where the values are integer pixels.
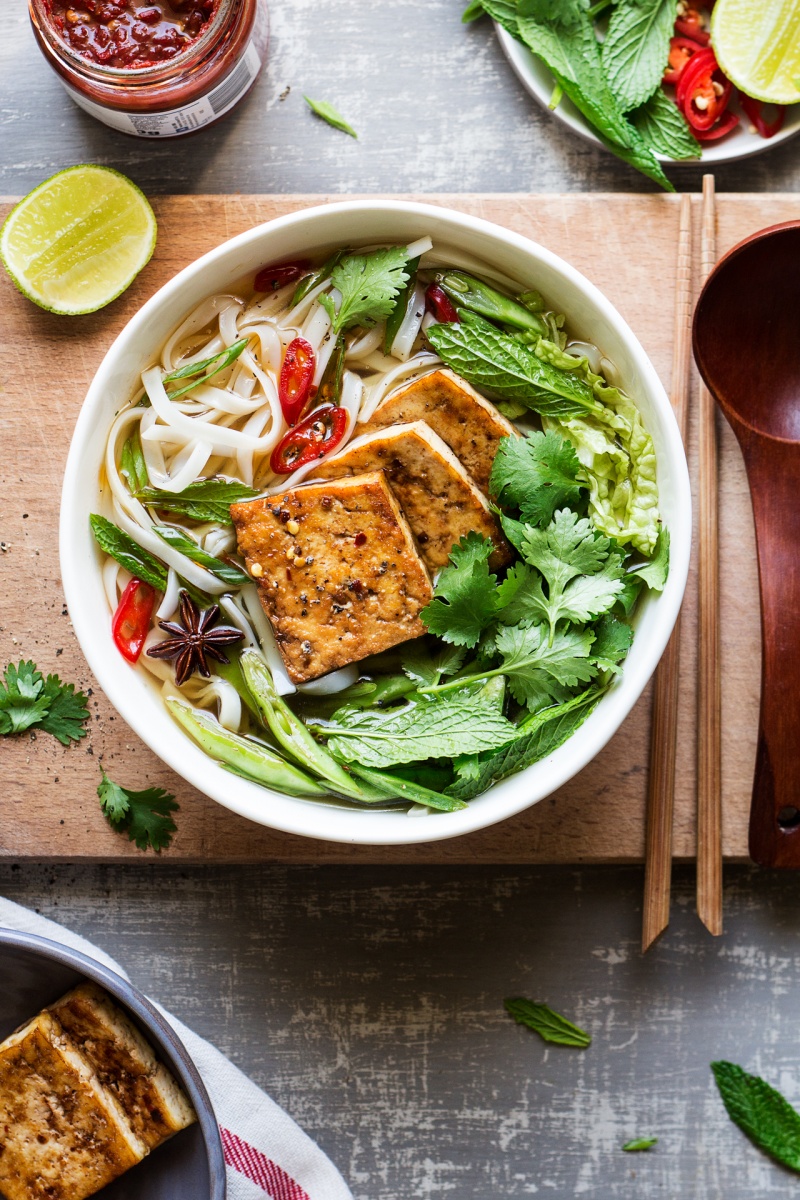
left=435, top=270, right=549, bottom=337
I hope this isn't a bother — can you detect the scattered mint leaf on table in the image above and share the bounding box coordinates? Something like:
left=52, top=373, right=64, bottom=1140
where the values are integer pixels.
left=0, top=660, right=89, bottom=743
left=490, top=430, right=585, bottom=525
left=421, top=532, right=501, bottom=648
left=631, top=88, right=702, bottom=159
left=601, top=0, right=676, bottom=113
left=320, top=247, right=409, bottom=335
left=504, top=997, right=592, bottom=1047
left=98, top=768, right=179, bottom=853
left=622, top=1137, right=658, bottom=1152
left=711, top=1061, right=800, bottom=1174
left=304, top=96, right=358, bottom=139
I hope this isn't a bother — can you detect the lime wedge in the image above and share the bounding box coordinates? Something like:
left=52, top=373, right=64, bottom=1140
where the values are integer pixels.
left=711, top=0, right=800, bottom=106
left=0, top=165, right=157, bottom=315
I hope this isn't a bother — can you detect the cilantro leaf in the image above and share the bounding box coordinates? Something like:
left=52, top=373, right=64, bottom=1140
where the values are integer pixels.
left=401, top=643, right=467, bottom=688
left=322, top=247, right=409, bottom=334
left=490, top=430, right=585, bottom=525
left=319, top=695, right=516, bottom=768
left=591, top=614, right=634, bottom=673
left=628, top=526, right=670, bottom=591
left=0, top=693, right=51, bottom=735
left=98, top=768, right=179, bottom=853
left=494, top=622, right=597, bottom=709
left=712, top=1061, right=800, bottom=1174
left=504, top=997, right=591, bottom=1047
left=304, top=95, right=358, bottom=139
left=38, top=676, right=91, bottom=745
left=421, top=532, right=501, bottom=648
left=446, top=687, right=601, bottom=800
left=601, top=0, right=675, bottom=113
left=4, top=660, right=45, bottom=700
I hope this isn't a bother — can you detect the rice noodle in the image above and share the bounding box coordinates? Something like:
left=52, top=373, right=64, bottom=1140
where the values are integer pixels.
left=156, top=568, right=181, bottom=620
left=406, top=235, right=433, bottom=258
left=359, top=353, right=440, bottom=423
left=389, top=282, right=425, bottom=361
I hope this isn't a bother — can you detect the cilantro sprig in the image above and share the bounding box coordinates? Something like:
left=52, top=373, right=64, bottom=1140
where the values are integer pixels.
left=320, top=247, right=410, bottom=334
left=98, top=767, right=179, bottom=852
left=0, top=660, right=90, bottom=744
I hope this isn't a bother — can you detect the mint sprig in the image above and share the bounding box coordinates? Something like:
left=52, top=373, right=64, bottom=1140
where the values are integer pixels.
left=712, top=1061, right=800, bottom=1174
left=504, top=997, right=591, bottom=1048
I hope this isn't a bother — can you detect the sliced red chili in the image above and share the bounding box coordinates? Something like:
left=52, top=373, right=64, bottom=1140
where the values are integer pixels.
left=677, top=48, right=731, bottom=132
left=694, top=109, right=740, bottom=141
left=112, top=578, right=156, bottom=664
left=279, top=337, right=316, bottom=425
left=270, top=405, right=348, bottom=475
left=675, top=9, right=710, bottom=44
left=425, top=283, right=460, bottom=324
left=738, top=92, right=786, bottom=139
left=663, top=35, right=705, bottom=86
left=254, top=259, right=311, bottom=293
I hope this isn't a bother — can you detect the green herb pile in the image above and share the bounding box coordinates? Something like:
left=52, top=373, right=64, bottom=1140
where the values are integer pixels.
left=465, top=0, right=701, bottom=188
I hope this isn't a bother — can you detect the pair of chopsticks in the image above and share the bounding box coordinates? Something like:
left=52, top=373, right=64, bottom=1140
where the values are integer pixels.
left=642, top=176, right=721, bottom=952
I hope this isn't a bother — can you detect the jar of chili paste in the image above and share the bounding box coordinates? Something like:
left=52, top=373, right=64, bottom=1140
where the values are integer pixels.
left=29, top=0, right=268, bottom=138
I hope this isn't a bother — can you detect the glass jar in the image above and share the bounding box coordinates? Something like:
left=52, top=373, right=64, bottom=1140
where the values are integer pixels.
left=29, top=0, right=268, bottom=138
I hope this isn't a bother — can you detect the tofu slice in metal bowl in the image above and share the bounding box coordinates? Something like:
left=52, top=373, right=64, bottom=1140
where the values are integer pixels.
left=0, top=927, right=226, bottom=1200
left=60, top=200, right=691, bottom=846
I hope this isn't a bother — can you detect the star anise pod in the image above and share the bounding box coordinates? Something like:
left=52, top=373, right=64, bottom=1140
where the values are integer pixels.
left=147, top=590, right=244, bottom=686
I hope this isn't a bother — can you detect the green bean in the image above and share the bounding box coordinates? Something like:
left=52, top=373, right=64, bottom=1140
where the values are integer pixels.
left=292, top=248, right=347, bottom=306
left=334, top=674, right=417, bottom=710
left=435, top=271, right=548, bottom=336
left=347, top=764, right=468, bottom=812
left=239, top=649, right=382, bottom=802
left=166, top=697, right=327, bottom=797
left=316, top=333, right=346, bottom=407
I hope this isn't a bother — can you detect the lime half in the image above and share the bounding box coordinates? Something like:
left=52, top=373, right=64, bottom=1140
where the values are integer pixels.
left=711, top=0, right=800, bottom=106
left=0, top=165, right=157, bottom=315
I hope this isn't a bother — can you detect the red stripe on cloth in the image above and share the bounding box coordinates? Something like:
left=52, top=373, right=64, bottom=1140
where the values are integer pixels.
left=220, top=1127, right=311, bottom=1200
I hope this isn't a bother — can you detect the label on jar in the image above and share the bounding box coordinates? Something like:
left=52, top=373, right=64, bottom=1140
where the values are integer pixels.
left=61, top=38, right=261, bottom=137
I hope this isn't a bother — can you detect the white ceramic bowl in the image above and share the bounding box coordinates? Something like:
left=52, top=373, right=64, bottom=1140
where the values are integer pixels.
left=60, top=201, right=691, bottom=846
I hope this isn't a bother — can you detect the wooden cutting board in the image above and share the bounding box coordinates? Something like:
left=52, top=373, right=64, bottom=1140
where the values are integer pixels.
left=0, top=192, right=794, bottom=864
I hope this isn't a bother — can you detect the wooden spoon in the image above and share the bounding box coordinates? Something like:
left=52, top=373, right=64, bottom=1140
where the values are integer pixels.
left=693, top=221, right=800, bottom=869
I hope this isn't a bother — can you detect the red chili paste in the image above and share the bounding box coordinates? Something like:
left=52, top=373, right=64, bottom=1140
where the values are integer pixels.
left=47, top=0, right=217, bottom=68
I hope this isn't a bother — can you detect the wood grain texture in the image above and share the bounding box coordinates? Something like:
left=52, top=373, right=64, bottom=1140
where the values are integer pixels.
left=642, top=195, right=693, bottom=952
left=1, top=191, right=796, bottom=864
left=696, top=176, right=722, bottom=932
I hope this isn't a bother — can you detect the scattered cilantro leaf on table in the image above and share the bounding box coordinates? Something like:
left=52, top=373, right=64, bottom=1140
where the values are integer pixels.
left=0, top=660, right=89, bottom=743
left=622, top=1137, right=658, bottom=1152
left=421, top=532, right=501, bottom=648
left=98, top=768, right=179, bottom=853
left=304, top=96, right=358, bottom=138
left=601, top=0, right=676, bottom=113
left=504, top=997, right=592, bottom=1047
left=711, top=1061, right=800, bottom=1174
left=490, top=430, right=585, bottom=525
left=321, top=247, right=409, bottom=334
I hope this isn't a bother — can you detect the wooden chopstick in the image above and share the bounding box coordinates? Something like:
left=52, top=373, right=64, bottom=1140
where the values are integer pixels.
left=642, top=193, right=694, bottom=954
left=696, top=174, right=723, bottom=936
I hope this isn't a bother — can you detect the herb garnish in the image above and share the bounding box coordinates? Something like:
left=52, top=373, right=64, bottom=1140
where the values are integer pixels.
left=0, top=660, right=90, bottom=744
left=712, top=1061, right=800, bottom=1174
left=320, top=247, right=410, bottom=335
left=504, top=997, right=592, bottom=1048
left=90, top=514, right=169, bottom=591
left=490, top=429, right=585, bottom=526
left=622, top=1137, right=658, bottom=1152
left=98, top=767, right=179, bottom=852
left=304, top=95, right=359, bottom=139
left=136, top=479, right=260, bottom=525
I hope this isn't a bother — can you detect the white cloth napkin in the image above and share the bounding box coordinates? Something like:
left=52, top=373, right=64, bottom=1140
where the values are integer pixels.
left=0, top=897, right=353, bottom=1200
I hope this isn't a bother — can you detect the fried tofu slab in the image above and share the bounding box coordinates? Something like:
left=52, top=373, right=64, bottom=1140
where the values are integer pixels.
left=232, top=470, right=434, bottom=683
left=361, top=368, right=519, bottom=492
left=48, top=983, right=195, bottom=1152
left=306, top=421, right=511, bottom=573
left=0, top=1012, right=147, bottom=1200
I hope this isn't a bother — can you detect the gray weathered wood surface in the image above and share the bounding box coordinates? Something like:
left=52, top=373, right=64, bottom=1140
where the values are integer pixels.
left=2, top=3, right=800, bottom=1198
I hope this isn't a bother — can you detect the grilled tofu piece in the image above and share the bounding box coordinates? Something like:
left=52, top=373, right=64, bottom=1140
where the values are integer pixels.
left=48, top=983, right=195, bottom=1152
left=306, top=421, right=511, bottom=573
left=231, top=470, right=434, bottom=683
left=0, top=1012, right=147, bottom=1200
left=361, top=367, right=520, bottom=492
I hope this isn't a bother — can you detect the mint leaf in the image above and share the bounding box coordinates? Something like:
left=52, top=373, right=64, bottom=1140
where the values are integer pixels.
left=504, top=997, right=591, bottom=1047
left=462, top=0, right=520, bottom=34
left=304, top=96, right=358, bottom=138
left=421, top=532, right=501, bottom=648
left=712, top=1061, right=800, bottom=1174
left=153, top=525, right=250, bottom=587
left=427, top=313, right=600, bottom=418
left=631, top=88, right=701, bottom=160
left=320, top=695, right=516, bottom=768
left=38, top=676, right=91, bottom=745
left=136, top=478, right=260, bottom=525
left=347, top=763, right=468, bottom=812
left=98, top=768, right=179, bottom=852
left=490, top=430, right=585, bottom=524
left=120, top=430, right=149, bottom=493
left=622, top=1138, right=658, bottom=1152
left=322, top=247, right=409, bottom=334
left=90, top=514, right=168, bottom=591
left=629, top=527, right=670, bottom=591
left=446, top=687, right=601, bottom=800
left=601, top=0, right=676, bottom=113
left=494, top=622, right=597, bottom=709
